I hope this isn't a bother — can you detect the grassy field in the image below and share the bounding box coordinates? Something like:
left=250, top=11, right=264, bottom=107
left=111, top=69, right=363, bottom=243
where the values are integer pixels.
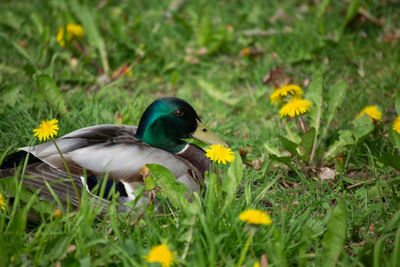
left=1, top=0, right=400, bottom=266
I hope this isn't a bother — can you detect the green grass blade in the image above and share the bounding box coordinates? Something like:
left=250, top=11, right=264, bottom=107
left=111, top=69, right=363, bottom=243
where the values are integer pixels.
left=197, top=79, right=241, bottom=106
left=69, top=0, right=109, bottom=74
left=392, top=228, right=400, bottom=267
left=373, top=236, right=386, bottom=267
left=321, top=201, right=348, bottom=267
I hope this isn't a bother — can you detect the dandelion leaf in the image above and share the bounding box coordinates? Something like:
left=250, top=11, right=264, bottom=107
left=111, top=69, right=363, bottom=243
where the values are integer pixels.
left=2, top=85, right=19, bottom=107
left=325, top=130, right=354, bottom=159
left=302, top=127, right=315, bottom=162
left=268, top=154, right=294, bottom=169
left=146, top=164, right=189, bottom=209
left=351, top=115, right=374, bottom=142
left=36, top=74, right=67, bottom=115
left=378, top=153, right=400, bottom=171
left=221, top=152, right=243, bottom=205
left=279, top=135, right=300, bottom=157
left=325, top=116, right=373, bottom=159
left=321, top=80, right=348, bottom=140
left=305, top=70, right=323, bottom=132
left=396, top=91, right=400, bottom=114
left=389, top=130, right=400, bottom=149
left=5, top=207, right=28, bottom=238
left=42, top=234, right=70, bottom=264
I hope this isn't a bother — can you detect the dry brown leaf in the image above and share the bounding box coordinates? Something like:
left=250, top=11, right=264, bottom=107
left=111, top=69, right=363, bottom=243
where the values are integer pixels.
left=309, top=167, right=336, bottom=181
left=358, top=8, right=385, bottom=26
left=383, top=29, right=400, bottom=45
left=260, top=254, right=268, bottom=267
left=351, top=240, right=366, bottom=247
left=168, top=0, right=187, bottom=12
left=302, top=77, right=311, bottom=87
left=67, top=245, right=76, bottom=253
left=262, top=66, right=291, bottom=87
left=111, top=63, right=131, bottom=80
left=239, top=47, right=264, bottom=58
left=269, top=8, right=287, bottom=24
left=18, top=40, right=28, bottom=49
left=318, top=167, right=336, bottom=181
left=70, top=57, right=78, bottom=68
left=251, top=157, right=264, bottom=170
left=242, top=28, right=276, bottom=37
left=184, top=55, right=200, bottom=64
left=226, top=24, right=234, bottom=33
left=369, top=223, right=375, bottom=233
left=196, top=47, right=208, bottom=56
left=298, top=4, right=309, bottom=13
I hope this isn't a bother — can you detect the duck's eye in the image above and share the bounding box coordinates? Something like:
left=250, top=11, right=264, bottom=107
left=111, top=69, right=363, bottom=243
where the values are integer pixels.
left=174, top=110, right=184, bottom=117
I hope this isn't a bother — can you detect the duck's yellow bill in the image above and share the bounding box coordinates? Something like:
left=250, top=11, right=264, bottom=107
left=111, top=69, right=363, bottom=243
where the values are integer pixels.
left=191, top=120, right=230, bottom=147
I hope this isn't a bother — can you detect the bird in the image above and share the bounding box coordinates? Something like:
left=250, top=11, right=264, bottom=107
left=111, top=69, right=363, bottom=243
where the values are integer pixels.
left=0, top=97, right=229, bottom=212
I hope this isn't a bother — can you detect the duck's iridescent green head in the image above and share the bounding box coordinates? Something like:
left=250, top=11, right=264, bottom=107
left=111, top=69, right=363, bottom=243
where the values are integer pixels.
left=135, top=97, right=228, bottom=153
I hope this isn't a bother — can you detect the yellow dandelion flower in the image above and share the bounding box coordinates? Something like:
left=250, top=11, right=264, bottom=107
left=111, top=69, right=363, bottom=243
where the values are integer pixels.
left=279, top=97, right=312, bottom=118
left=356, top=106, right=382, bottom=121
left=57, top=24, right=85, bottom=46
left=144, top=243, right=176, bottom=267
left=205, top=144, right=235, bottom=165
left=33, top=119, right=59, bottom=141
left=254, top=261, right=260, bottom=267
left=239, top=209, right=272, bottom=225
left=270, top=84, right=303, bottom=104
left=54, top=208, right=62, bottom=219
left=0, top=193, right=6, bottom=210
left=393, top=116, right=400, bottom=134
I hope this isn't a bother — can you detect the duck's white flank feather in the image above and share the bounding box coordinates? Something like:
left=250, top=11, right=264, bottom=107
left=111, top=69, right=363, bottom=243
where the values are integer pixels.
left=68, top=143, right=189, bottom=178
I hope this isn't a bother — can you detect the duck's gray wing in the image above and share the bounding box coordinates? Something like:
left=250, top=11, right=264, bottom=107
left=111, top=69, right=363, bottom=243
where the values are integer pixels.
left=20, top=124, right=139, bottom=156
left=17, top=125, right=145, bottom=179
left=0, top=160, right=111, bottom=211
left=0, top=125, right=141, bottom=211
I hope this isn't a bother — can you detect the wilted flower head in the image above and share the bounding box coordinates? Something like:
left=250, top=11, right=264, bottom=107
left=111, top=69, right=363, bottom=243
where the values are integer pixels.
left=270, top=84, right=303, bottom=104
left=279, top=97, right=312, bottom=118
left=205, top=144, right=235, bottom=165
left=54, top=208, right=62, bottom=219
left=356, top=106, right=382, bottom=121
left=57, top=24, right=85, bottom=46
left=144, top=243, right=176, bottom=267
left=33, top=119, right=59, bottom=141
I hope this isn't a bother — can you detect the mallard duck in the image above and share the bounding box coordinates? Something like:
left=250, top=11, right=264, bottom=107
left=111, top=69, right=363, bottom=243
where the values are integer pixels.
left=0, top=97, right=228, bottom=211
